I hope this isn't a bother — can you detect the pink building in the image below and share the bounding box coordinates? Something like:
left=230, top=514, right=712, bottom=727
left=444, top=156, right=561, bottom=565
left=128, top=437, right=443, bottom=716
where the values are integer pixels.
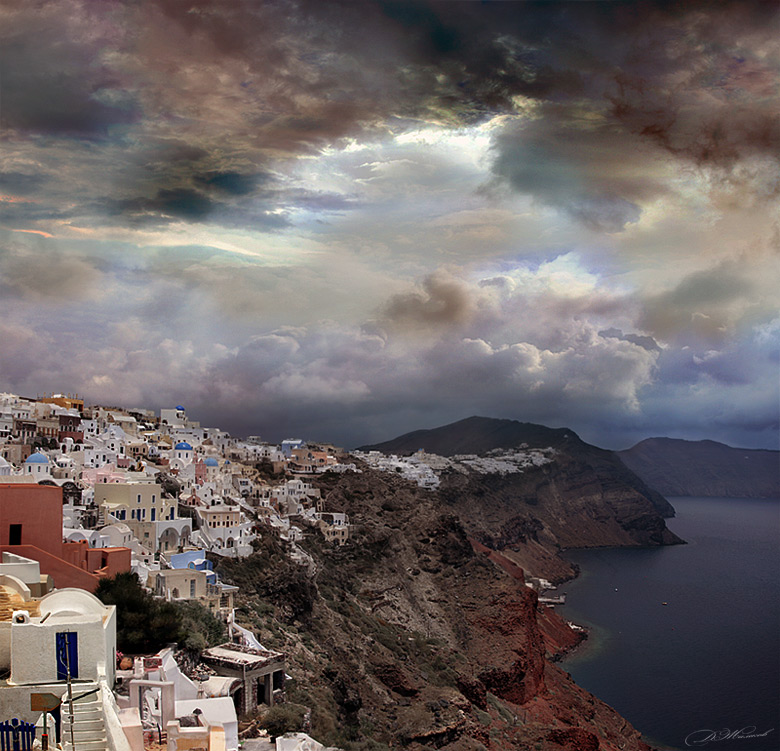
left=81, top=464, right=127, bottom=486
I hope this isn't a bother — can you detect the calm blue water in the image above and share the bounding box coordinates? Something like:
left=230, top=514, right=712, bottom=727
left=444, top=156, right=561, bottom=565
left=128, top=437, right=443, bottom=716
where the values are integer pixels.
left=559, top=497, right=780, bottom=751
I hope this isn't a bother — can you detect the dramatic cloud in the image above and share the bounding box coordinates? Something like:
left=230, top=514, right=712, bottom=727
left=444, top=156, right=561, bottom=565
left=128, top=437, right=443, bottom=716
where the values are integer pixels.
left=0, top=0, right=777, bottom=449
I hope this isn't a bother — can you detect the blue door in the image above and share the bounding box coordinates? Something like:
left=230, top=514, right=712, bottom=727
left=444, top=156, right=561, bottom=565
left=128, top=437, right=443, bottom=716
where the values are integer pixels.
left=56, top=632, right=78, bottom=680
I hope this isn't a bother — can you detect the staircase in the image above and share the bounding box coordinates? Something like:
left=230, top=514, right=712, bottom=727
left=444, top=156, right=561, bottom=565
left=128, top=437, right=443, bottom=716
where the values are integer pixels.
left=60, top=683, right=108, bottom=751
left=0, top=584, right=39, bottom=620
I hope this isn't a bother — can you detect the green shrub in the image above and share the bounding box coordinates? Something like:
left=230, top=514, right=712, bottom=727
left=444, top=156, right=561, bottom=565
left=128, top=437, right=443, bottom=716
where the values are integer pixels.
left=259, top=704, right=306, bottom=739
left=176, top=601, right=226, bottom=649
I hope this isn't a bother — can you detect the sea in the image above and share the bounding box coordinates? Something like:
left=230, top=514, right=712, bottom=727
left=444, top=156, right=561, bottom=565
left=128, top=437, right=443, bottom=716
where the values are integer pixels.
left=558, top=497, right=780, bottom=751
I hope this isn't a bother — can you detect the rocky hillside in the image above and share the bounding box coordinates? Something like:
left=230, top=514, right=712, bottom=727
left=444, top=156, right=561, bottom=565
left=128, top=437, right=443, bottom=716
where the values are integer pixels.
left=215, top=457, right=683, bottom=751
left=360, top=416, right=676, bottom=519
left=618, top=438, right=780, bottom=498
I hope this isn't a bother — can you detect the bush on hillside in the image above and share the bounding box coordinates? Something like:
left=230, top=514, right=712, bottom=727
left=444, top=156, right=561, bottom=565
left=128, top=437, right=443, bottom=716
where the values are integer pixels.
left=258, top=704, right=306, bottom=740
left=95, top=572, right=184, bottom=653
left=177, top=600, right=227, bottom=650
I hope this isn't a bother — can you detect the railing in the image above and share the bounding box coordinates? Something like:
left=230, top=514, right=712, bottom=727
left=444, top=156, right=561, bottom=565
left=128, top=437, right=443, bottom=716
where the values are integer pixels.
left=0, top=719, right=35, bottom=751
left=100, top=680, right=134, bottom=751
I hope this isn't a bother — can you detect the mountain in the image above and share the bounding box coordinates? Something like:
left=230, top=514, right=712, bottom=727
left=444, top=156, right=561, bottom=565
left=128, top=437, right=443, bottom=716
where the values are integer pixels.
left=360, top=415, right=676, bottom=518
left=360, top=415, right=577, bottom=457
left=618, top=437, right=780, bottom=498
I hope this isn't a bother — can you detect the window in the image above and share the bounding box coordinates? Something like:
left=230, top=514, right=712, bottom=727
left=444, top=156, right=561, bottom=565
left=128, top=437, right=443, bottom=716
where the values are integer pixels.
left=137, top=494, right=141, bottom=503
left=151, top=508, right=156, bottom=521
left=8, top=524, right=21, bottom=545
left=190, top=579, right=196, bottom=598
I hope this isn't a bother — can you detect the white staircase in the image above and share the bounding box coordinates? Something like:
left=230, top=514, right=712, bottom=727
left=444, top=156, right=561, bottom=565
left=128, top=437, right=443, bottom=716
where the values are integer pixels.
left=60, top=683, right=108, bottom=751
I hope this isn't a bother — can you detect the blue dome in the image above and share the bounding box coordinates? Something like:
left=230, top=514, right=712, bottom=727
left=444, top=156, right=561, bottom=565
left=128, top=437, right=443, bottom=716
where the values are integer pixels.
left=176, top=405, right=185, bottom=411
left=204, top=457, right=219, bottom=467
left=26, top=452, right=49, bottom=464
left=174, top=441, right=193, bottom=451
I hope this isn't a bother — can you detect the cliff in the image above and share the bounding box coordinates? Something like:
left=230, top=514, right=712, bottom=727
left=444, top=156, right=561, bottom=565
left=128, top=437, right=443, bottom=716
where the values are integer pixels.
left=437, top=453, right=682, bottom=584
left=618, top=438, right=780, bottom=498
left=216, top=459, right=676, bottom=751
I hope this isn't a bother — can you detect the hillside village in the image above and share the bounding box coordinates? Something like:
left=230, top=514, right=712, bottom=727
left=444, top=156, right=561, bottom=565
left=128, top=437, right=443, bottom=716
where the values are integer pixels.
left=0, top=392, right=596, bottom=751
left=0, top=391, right=369, bottom=751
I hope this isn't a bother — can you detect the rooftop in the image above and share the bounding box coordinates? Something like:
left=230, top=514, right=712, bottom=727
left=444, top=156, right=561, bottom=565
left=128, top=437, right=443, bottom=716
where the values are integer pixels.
left=201, top=643, right=285, bottom=670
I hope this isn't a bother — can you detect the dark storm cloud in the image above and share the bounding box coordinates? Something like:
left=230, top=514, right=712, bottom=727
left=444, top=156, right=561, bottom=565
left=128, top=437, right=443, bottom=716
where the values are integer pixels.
left=609, top=6, right=780, bottom=171
left=0, top=201, right=69, bottom=225
left=119, top=188, right=216, bottom=222
left=107, top=185, right=291, bottom=229
left=194, top=171, right=269, bottom=196
left=118, top=0, right=595, bottom=171
left=481, top=1, right=779, bottom=224
left=0, top=172, right=47, bottom=195
left=491, top=116, right=658, bottom=232
left=7, top=0, right=774, bottom=234
left=0, top=3, right=137, bottom=138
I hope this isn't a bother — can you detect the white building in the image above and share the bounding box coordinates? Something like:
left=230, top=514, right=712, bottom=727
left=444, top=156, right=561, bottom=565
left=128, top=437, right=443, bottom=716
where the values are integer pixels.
left=194, top=502, right=255, bottom=557
left=4, top=587, right=116, bottom=687
left=24, top=452, right=51, bottom=478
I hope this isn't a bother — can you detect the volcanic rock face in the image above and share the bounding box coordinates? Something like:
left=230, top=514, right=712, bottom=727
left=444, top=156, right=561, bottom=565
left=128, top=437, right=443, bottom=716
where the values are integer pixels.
left=618, top=437, right=780, bottom=498
left=218, top=458, right=668, bottom=751
left=438, top=453, right=682, bottom=583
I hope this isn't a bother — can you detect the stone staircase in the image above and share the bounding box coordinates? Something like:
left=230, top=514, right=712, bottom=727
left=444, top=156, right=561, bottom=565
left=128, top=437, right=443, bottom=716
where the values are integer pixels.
left=0, top=584, right=39, bottom=620
left=60, top=683, right=107, bottom=751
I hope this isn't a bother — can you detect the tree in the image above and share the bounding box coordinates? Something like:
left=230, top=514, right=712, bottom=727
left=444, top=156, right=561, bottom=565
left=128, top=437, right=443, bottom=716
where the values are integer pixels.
left=95, top=572, right=185, bottom=653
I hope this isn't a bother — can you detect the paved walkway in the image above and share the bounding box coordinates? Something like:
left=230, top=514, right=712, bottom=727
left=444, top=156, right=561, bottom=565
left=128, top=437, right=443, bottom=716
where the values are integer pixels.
left=240, top=737, right=276, bottom=751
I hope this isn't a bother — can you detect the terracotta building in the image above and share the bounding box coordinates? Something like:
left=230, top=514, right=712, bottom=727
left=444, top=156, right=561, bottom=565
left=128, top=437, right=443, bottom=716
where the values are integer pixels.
left=0, top=483, right=131, bottom=591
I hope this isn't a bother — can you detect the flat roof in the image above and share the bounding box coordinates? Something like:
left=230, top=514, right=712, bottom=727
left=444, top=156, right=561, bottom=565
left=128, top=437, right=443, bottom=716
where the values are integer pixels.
left=202, top=643, right=285, bottom=669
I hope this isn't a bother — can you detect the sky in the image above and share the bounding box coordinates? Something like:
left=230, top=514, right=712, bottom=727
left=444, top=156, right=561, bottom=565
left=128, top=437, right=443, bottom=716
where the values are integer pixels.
left=0, top=0, right=778, bottom=450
